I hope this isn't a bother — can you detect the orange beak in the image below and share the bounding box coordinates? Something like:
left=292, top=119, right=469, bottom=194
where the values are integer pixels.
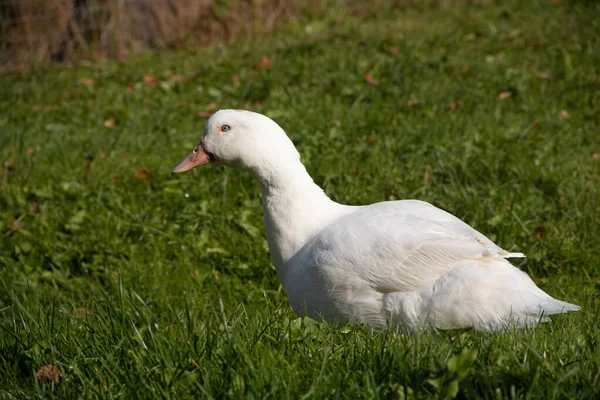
left=171, top=137, right=213, bottom=174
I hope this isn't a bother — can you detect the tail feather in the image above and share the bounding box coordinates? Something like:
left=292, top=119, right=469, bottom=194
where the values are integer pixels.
left=537, top=298, right=581, bottom=315
left=502, top=251, right=526, bottom=258
left=416, top=259, right=580, bottom=331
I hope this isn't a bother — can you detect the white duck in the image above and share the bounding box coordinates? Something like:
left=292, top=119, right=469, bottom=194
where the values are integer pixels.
left=172, top=110, right=580, bottom=332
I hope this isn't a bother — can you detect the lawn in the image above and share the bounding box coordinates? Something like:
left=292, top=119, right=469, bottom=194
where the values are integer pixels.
left=1, top=1, right=599, bottom=398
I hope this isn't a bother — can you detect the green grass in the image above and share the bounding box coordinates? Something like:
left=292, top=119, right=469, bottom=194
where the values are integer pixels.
left=1, top=1, right=599, bottom=398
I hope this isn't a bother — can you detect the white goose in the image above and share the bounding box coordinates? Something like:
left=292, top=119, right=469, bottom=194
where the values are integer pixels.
left=172, top=110, right=580, bottom=332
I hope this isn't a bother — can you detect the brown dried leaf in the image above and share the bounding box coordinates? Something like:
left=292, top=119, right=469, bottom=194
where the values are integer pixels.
left=207, top=103, right=216, bottom=110
left=197, top=111, right=211, bottom=118
left=79, top=78, right=94, bottom=87
left=143, top=73, right=157, bottom=85
left=36, top=364, right=61, bottom=383
left=407, top=99, right=420, bottom=107
left=126, top=85, right=134, bottom=94
left=134, top=168, right=151, bottom=181
left=232, top=75, right=240, bottom=83
left=537, top=71, right=551, bottom=79
left=592, top=153, right=599, bottom=160
left=8, top=219, right=24, bottom=231
left=461, top=65, right=469, bottom=73
left=364, top=74, right=375, bottom=86
left=559, top=110, right=570, bottom=119
left=29, top=202, right=41, bottom=213
left=27, top=147, right=36, bottom=158
left=534, top=226, right=546, bottom=241
left=104, top=118, right=115, bottom=128
left=449, top=101, right=458, bottom=112
left=258, top=56, right=274, bottom=69
left=73, top=307, right=92, bottom=317
left=498, top=91, right=512, bottom=99
left=389, top=46, right=399, bottom=55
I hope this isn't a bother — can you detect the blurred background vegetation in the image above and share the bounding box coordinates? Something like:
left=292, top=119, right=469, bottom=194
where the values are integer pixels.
left=0, top=0, right=417, bottom=72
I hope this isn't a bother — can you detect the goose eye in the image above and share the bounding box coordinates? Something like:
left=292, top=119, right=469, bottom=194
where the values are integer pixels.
left=221, top=124, right=231, bottom=132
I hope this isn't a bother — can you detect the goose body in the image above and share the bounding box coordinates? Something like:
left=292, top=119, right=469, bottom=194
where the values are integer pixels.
left=172, top=110, right=580, bottom=332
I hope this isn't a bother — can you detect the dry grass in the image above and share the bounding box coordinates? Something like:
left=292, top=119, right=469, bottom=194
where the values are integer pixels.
left=0, top=0, right=313, bottom=72
left=0, top=0, right=487, bottom=72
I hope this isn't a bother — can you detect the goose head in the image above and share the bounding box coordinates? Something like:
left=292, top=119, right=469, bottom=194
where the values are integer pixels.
left=171, top=110, right=300, bottom=178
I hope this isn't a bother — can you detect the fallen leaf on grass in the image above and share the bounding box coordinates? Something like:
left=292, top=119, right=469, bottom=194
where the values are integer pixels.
left=592, top=153, right=599, bottom=160
left=232, top=75, right=240, bottom=83
left=198, top=111, right=212, bottom=118
left=534, top=226, right=546, bottom=241
left=7, top=219, right=24, bottom=231
left=389, top=47, right=400, bottom=55
left=79, top=78, right=94, bottom=87
left=29, top=202, right=41, bottom=213
left=559, top=110, right=570, bottom=119
left=498, top=91, right=512, bottom=99
left=258, top=56, right=274, bottom=69
left=364, top=74, right=376, bottom=86
left=134, top=168, right=151, bottom=181
left=36, top=364, right=61, bottom=383
left=27, top=147, right=36, bottom=158
left=461, top=65, right=469, bottom=73
left=537, top=71, right=551, bottom=79
left=143, top=73, right=157, bottom=85
left=73, top=307, right=92, bottom=317
left=449, top=101, right=458, bottom=112
left=407, top=99, right=420, bottom=107
left=103, top=118, right=115, bottom=128
left=126, top=85, right=134, bottom=94
left=207, top=103, right=217, bottom=110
